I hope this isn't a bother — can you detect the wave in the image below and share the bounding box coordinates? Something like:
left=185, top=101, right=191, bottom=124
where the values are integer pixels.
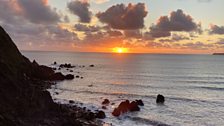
left=126, top=116, right=171, bottom=126
left=195, top=86, right=224, bottom=91
left=51, top=87, right=222, bottom=105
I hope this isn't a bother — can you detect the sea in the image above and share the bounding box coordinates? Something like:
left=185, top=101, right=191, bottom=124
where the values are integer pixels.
left=22, top=51, right=224, bottom=126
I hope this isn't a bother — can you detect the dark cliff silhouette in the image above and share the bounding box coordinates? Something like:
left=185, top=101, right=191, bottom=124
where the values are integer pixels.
left=0, top=26, right=101, bottom=126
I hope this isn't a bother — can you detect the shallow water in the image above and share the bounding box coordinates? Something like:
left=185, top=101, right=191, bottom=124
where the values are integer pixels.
left=23, top=51, right=224, bottom=126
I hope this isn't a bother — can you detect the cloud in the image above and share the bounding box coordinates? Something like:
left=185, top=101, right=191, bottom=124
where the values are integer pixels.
left=0, top=0, right=77, bottom=49
left=96, top=3, right=148, bottom=30
left=158, top=34, right=190, bottom=43
left=17, top=0, right=61, bottom=24
left=124, top=30, right=142, bottom=38
left=74, top=23, right=100, bottom=32
left=67, top=0, right=92, bottom=23
left=107, top=30, right=123, bottom=37
left=171, top=34, right=190, bottom=41
left=149, top=9, right=200, bottom=38
left=209, top=25, right=224, bottom=35
left=182, top=42, right=212, bottom=50
left=92, top=0, right=109, bottom=4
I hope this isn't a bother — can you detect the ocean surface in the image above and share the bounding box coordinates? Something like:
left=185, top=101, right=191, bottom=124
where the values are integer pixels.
left=22, top=51, right=224, bottom=126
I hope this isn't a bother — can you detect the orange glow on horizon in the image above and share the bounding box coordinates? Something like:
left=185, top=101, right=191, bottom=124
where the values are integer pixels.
left=112, top=47, right=129, bottom=53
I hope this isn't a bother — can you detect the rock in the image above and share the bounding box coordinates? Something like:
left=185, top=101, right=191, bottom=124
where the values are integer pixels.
left=135, top=99, right=144, bottom=106
left=85, top=112, right=95, bottom=120
left=156, top=94, right=165, bottom=104
left=50, top=72, right=65, bottom=81
left=75, top=75, right=80, bottom=78
left=95, top=111, right=106, bottom=119
left=59, top=63, right=73, bottom=68
left=111, top=103, right=115, bottom=105
left=129, top=101, right=140, bottom=112
left=102, top=99, right=110, bottom=105
left=53, top=61, right=57, bottom=65
left=80, top=77, right=83, bottom=79
left=112, top=108, right=120, bottom=117
left=70, top=70, right=73, bottom=72
left=89, top=64, right=94, bottom=67
left=88, top=84, right=93, bottom=87
left=53, top=68, right=57, bottom=70
left=0, top=26, right=101, bottom=126
left=65, top=74, right=74, bottom=80
left=69, top=100, right=75, bottom=104
left=117, top=100, right=130, bottom=113
left=112, top=100, right=143, bottom=117
left=102, top=106, right=107, bottom=109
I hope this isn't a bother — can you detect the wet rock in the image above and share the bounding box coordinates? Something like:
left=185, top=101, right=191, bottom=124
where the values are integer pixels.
left=112, top=100, right=143, bottom=117
left=65, top=74, right=74, bottom=80
left=112, top=108, right=120, bottom=117
left=89, top=64, right=94, bottom=67
left=95, top=111, right=106, bottom=119
left=156, top=94, right=165, bottom=104
left=88, top=84, right=93, bottom=87
left=85, top=112, right=95, bottom=120
left=135, top=99, right=144, bottom=106
left=59, top=63, right=73, bottom=68
left=69, top=100, right=75, bottom=104
left=129, top=101, right=140, bottom=112
left=50, top=72, right=65, bottom=81
left=102, top=106, right=107, bottom=110
left=102, top=99, right=110, bottom=105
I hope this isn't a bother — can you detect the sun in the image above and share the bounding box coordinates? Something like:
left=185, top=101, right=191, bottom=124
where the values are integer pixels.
left=112, top=47, right=128, bottom=53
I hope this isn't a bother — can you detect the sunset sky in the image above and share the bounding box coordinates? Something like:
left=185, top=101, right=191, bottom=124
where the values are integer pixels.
left=0, top=0, right=224, bottom=54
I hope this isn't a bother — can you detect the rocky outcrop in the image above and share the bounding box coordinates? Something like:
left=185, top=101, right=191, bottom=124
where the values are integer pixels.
left=102, top=99, right=110, bottom=105
left=112, top=100, right=143, bottom=117
left=0, top=26, right=101, bottom=126
left=156, top=94, right=165, bottom=104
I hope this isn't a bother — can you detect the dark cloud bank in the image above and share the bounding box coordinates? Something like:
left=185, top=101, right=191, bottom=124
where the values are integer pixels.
left=96, top=3, right=148, bottom=30
left=67, top=0, right=92, bottom=23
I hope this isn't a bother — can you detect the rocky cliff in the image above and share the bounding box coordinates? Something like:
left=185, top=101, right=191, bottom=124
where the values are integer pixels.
left=0, top=26, right=100, bottom=126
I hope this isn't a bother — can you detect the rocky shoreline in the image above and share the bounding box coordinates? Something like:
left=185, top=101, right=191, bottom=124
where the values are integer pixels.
left=0, top=26, right=104, bottom=126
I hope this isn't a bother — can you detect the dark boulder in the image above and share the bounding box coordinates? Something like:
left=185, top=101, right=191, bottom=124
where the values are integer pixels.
left=89, top=65, right=94, bottom=67
left=85, top=112, right=95, bottom=120
left=59, top=63, right=73, bottom=68
left=50, top=72, right=65, bottom=81
left=65, top=74, right=74, bottom=80
left=95, top=111, right=106, bottom=119
left=156, top=94, right=165, bottom=104
left=112, top=108, right=120, bottom=117
left=118, top=100, right=130, bottom=113
left=102, top=106, right=107, bottom=110
left=112, top=100, right=143, bottom=117
left=53, top=61, right=57, bottom=65
left=75, top=75, right=80, bottom=78
left=129, top=101, right=140, bottom=112
left=102, top=99, right=110, bottom=105
left=69, top=100, right=75, bottom=104
left=135, top=99, right=144, bottom=106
